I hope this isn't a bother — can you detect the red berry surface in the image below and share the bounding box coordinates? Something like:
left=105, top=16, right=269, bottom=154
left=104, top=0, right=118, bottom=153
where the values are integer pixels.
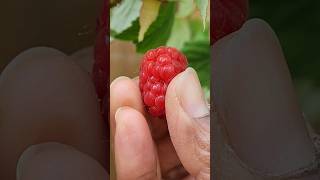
left=211, top=0, right=249, bottom=44
left=93, top=0, right=108, bottom=121
left=139, top=47, right=188, bottom=117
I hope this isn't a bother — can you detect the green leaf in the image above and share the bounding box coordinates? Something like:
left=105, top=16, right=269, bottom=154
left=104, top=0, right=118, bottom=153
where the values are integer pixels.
left=110, top=0, right=142, bottom=34
left=182, top=39, right=210, bottom=90
left=136, top=2, right=176, bottom=53
left=114, top=18, right=140, bottom=41
left=138, top=0, right=161, bottom=42
left=167, top=18, right=191, bottom=50
left=195, top=0, right=209, bottom=28
left=176, top=0, right=195, bottom=18
left=189, top=19, right=209, bottom=41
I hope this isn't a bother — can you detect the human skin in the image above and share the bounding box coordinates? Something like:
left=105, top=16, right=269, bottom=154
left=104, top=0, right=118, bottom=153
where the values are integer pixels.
left=0, top=47, right=108, bottom=180
left=213, top=19, right=319, bottom=180
left=110, top=67, right=210, bottom=180
left=0, top=1, right=107, bottom=177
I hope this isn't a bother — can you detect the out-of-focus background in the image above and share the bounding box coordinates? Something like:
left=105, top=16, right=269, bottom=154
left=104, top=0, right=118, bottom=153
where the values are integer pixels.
left=0, top=0, right=102, bottom=72
left=250, top=0, right=320, bottom=133
left=110, top=41, right=141, bottom=80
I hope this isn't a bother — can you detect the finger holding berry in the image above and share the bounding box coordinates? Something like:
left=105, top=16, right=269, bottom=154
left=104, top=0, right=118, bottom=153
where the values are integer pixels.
left=139, top=46, right=188, bottom=117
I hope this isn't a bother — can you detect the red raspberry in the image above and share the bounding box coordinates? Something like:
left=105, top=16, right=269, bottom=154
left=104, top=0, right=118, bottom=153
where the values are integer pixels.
left=139, top=47, right=188, bottom=117
left=211, top=0, right=249, bottom=44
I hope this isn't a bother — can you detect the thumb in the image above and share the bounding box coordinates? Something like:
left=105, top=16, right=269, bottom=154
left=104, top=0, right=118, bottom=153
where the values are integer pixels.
left=165, top=67, right=210, bottom=179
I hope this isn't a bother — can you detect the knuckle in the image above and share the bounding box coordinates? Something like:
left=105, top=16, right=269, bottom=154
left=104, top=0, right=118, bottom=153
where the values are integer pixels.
left=193, top=114, right=211, bottom=167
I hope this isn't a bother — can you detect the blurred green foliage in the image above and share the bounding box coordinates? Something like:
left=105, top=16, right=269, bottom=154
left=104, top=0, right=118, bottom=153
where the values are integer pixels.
left=111, top=0, right=210, bottom=92
left=250, top=0, right=320, bottom=132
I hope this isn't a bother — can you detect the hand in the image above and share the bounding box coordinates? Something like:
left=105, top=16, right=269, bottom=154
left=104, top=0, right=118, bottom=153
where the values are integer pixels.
left=110, top=68, right=210, bottom=179
left=212, top=19, right=320, bottom=179
left=0, top=47, right=108, bottom=180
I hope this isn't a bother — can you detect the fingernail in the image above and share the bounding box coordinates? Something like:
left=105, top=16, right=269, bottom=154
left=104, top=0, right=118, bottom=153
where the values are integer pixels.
left=176, top=67, right=209, bottom=119
left=114, top=107, right=129, bottom=137
left=115, top=107, right=124, bottom=124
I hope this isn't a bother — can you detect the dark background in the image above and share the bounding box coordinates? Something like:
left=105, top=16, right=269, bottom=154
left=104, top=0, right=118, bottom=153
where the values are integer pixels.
left=0, top=0, right=101, bottom=72
left=250, top=0, right=320, bottom=132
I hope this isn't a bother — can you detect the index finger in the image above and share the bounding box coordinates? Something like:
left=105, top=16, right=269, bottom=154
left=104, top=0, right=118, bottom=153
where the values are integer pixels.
left=110, top=76, right=145, bottom=140
left=132, top=77, right=169, bottom=140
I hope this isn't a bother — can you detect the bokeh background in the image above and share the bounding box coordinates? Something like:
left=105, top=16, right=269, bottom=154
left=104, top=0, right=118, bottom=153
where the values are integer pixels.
left=250, top=0, right=320, bottom=133
left=0, top=0, right=102, bottom=72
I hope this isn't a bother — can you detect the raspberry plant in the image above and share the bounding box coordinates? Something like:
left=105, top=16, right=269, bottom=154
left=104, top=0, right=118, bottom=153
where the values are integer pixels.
left=110, top=0, right=211, bottom=99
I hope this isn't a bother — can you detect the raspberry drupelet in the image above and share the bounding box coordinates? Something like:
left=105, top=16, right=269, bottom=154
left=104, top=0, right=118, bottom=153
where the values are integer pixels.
left=139, top=46, right=188, bottom=117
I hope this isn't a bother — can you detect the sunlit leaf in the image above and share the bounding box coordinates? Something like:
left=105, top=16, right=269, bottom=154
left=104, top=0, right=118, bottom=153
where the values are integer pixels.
left=167, top=18, right=191, bottom=49
left=195, top=0, right=209, bottom=28
left=110, top=0, right=142, bottom=33
left=138, top=0, right=161, bottom=42
left=114, top=18, right=140, bottom=41
left=136, top=2, right=176, bottom=53
left=176, top=0, right=195, bottom=18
